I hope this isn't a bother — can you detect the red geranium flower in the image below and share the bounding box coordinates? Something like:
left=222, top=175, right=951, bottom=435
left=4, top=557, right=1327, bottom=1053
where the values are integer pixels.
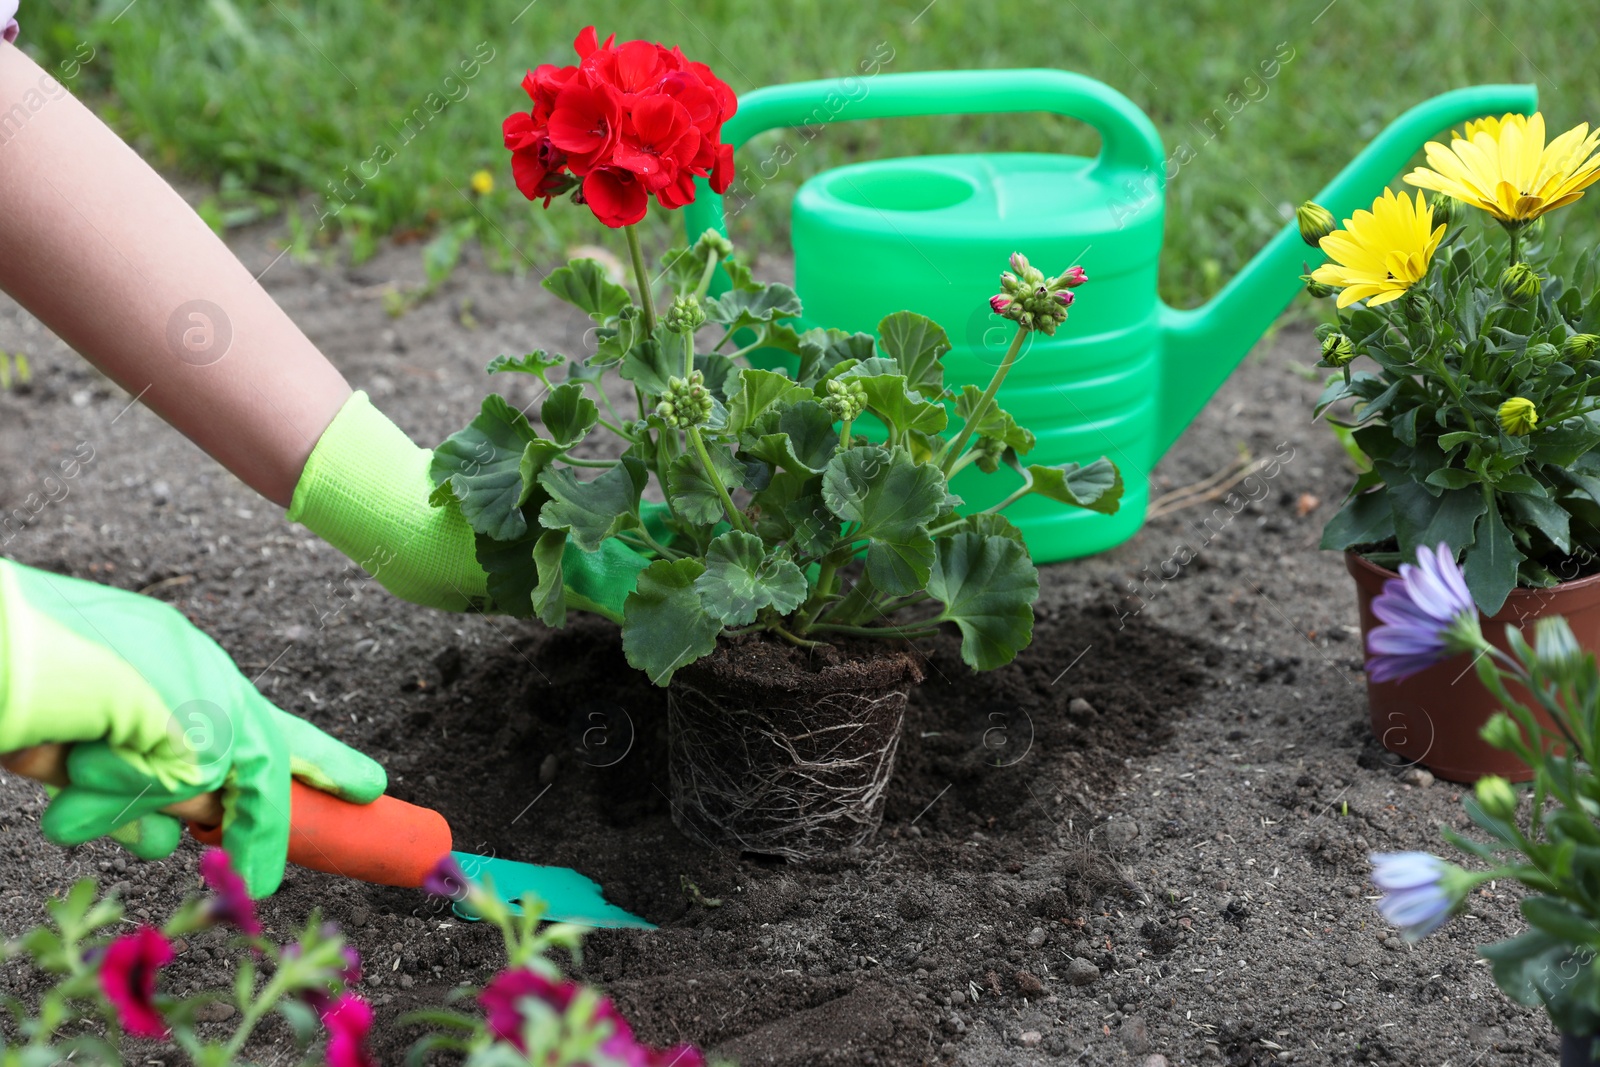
left=320, top=994, right=377, bottom=1067
left=199, top=848, right=262, bottom=937
left=502, top=25, right=738, bottom=227
left=480, top=968, right=706, bottom=1065
left=583, top=166, right=651, bottom=228
left=100, top=926, right=173, bottom=1039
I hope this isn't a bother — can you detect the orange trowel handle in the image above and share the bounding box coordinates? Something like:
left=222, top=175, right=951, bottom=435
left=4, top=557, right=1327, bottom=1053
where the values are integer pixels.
left=189, top=780, right=453, bottom=889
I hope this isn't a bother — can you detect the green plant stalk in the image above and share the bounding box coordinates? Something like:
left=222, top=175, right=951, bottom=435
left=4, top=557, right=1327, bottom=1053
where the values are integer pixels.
left=811, top=622, right=941, bottom=639
left=939, top=326, right=1027, bottom=475
left=219, top=957, right=292, bottom=1059
left=838, top=417, right=854, bottom=449
left=687, top=426, right=747, bottom=533
left=682, top=328, right=695, bottom=378
left=693, top=249, right=721, bottom=302
left=624, top=224, right=658, bottom=335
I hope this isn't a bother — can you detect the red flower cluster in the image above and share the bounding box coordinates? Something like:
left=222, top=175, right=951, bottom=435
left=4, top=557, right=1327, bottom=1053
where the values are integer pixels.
left=504, top=26, right=738, bottom=228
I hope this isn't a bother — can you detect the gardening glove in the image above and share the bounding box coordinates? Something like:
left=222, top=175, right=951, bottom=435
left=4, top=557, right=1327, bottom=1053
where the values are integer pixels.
left=0, top=557, right=386, bottom=897
left=287, top=391, right=650, bottom=616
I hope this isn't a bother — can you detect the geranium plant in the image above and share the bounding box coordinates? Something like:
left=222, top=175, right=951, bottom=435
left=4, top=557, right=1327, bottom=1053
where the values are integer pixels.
left=430, top=27, right=1123, bottom=687
left=1302, top=113, right=1600, bottom=614
left=1364, top=543, right=1600, bottom=1053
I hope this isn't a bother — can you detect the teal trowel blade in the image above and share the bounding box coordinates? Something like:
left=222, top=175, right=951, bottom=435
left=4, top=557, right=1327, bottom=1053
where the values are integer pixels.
left=448, top=851, right=655, bottom=930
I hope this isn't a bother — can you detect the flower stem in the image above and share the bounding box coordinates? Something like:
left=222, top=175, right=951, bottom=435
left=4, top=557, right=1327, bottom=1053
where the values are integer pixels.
left=939, top=326, right=1027, bottom=475
left=688, top=426, right=746, bottom=532
left=624, top=224, right=657, bottom=335
left=811, top=622, right=942, bottom=639
left=694, top=248, right=722, bottom=302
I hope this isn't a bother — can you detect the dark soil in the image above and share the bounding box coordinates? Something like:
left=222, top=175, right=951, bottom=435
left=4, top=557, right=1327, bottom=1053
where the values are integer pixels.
left=0, top=222, right=1559, bottom=1065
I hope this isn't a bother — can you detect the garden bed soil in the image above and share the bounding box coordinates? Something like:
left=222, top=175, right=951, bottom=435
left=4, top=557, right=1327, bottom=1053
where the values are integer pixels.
left=0, top=224, right=1560, bottom=1065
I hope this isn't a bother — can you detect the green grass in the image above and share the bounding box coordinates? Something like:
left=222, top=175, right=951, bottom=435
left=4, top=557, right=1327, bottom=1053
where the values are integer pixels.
left=18, top=0, right=1600, bottom=306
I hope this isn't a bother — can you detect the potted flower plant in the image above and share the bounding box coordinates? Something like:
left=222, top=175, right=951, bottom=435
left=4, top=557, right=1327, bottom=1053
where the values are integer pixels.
left=428, top=28, right=1122, bottom=858
left=1365, top=543, right=1600, bottom=1066
left=1301, top=113, right=1600, bottom=782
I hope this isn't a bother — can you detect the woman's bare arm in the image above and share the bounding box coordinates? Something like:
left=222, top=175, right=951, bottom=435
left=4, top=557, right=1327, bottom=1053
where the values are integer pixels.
left=0, top=41, right=350, bottom=507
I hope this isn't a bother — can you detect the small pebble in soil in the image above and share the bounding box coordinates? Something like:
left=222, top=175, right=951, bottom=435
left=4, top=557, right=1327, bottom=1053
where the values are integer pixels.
left=1015, top=971, right=1044, bottom=995
left=1068, top=697, right=1095, bottom=715
left=1026, top=926, right=1046, bottom=947
left=1400, top=766, right=1435, bottom=788
left=1019, top=1031, right=1042, bottom=1048
left=1144, top=1057, right=1170, bottom=1067
left=1066, top=958, right=1100, bottom=986
left=539, top=754, right=558, bottom=784
left=194, top=1002, right=237, bottom=1023
left=1121, top=1014, right=1151, bottom=1054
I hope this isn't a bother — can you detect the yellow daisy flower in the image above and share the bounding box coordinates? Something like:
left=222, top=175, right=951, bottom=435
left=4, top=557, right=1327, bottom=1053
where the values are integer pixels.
left=1310, top=189, right=1444, bottom=309
left=1404, top=112, right=1600, bottom=225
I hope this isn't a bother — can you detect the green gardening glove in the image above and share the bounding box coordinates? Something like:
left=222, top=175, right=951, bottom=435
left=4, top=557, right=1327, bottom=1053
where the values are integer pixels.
left=0, top=558, right=385, bottom=897
left=287, top=391, right=650, bottom=616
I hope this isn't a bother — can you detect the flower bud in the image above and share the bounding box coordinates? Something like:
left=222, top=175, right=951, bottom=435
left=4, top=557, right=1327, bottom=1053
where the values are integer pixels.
left=1473, top=775, right=1518, bottom=821
left=1054, top=289, right=1075, bottom=308
left=665, top=294, right=707, bottom=334
left=1009, top=251, right=1030, bottom=275
left=1534, top=616, right=1584, bottom=673
left=693, top=228, right=735, bottom=260
left=990, top=294, right=1013, bottom=314
left=1497, top=396, right=1538, bottom=436
left=994, top=254, right=1083, bottom=336
left=1480, top=712, right=1523, bottom=752
left=1055, top=265, right=1088, bottom=288
left=1500, top=262, right=1542, bottom=304
left=656, top=370, right=713, bottom=428
left=1296, top=201, right=1336, bottom=247
left=972, top=435, right=1007, bottom=474
left=822, top=377, right=867, bottom=422
left=1428, top=194, right=1457, bottom=230
left=470, top=169, right=496, bottom=196
left=1527, top=341, right=1560, bottom=368
left=1320, top=332, right=1356, bottom=367
left=1402, top=288, right=1430, bottom=322
left=1562, top=333, right=1599, bottom=362
left=1301, top=271, right=1336, bottom=299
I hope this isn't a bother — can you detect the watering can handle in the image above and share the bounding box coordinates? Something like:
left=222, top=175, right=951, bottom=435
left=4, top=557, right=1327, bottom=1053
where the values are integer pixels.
left=682, top=68, right=1165, bottom=241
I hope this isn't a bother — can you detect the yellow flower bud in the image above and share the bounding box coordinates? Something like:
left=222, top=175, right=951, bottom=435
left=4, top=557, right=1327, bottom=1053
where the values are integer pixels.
left=1296, top=201, right=1336, bottom=247
left=1474, top=775, right=1518, bottom=821
left=1497, top=396, right=1538, bottom=436
left=470, top=169, right=496, bottom=196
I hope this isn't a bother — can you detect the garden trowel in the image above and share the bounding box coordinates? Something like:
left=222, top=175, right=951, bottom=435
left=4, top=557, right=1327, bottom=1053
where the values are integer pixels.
left=1, top=745, right=653, bottom=930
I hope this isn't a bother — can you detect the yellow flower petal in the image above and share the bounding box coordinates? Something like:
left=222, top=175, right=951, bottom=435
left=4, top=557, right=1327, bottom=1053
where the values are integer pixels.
left=1403, top=112, right=1600, bottom=223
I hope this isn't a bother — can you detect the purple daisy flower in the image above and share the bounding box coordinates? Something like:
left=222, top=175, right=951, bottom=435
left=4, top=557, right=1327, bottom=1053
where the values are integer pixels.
left=1370, top=851, right=1455, bottom=940
left=1365, top=542, right=1483, bottom=683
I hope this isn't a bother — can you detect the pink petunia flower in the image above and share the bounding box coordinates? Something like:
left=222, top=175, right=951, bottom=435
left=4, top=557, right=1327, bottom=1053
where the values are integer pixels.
left=100, top=926, right=174, bottom=1038
left=199, top=848, right=262, bottom=936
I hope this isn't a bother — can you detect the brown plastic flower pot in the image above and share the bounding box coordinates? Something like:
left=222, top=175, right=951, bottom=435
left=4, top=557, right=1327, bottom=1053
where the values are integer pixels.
left=1347, top=551, right=1600, bottom=784
left=666, top=640, right=923, bottom=859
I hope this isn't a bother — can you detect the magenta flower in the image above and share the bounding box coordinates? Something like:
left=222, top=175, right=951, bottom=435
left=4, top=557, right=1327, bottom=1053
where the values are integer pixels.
left=199, top=848, right=262, bottom=936
left=480, top=968, right=702, bottom=1063
left=320, top=994, right=377, bottom=1067
left=1057, top=265, right=1088, bottom=287
left=422, top=854, right=471, bottom=900
left=989, top=294, right=1012, bottom=313
left=1053, top=289, right=1075, bottom=308
left=1365, top=542, right=1485, bottom=683
left=100, top=926, right=173, bottom=1038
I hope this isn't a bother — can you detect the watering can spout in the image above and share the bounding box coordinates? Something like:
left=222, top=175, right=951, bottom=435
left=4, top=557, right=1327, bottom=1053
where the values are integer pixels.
left=1154, top=83, right=1538, bottom=460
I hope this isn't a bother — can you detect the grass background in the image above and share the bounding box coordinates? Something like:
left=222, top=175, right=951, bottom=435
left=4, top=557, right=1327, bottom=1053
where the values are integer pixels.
left=15, top=0, right=1599, bottom=307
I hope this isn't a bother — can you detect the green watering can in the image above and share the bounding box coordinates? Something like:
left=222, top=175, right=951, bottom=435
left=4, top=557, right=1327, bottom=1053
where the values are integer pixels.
left=681, top=71, right=1538, bottom=562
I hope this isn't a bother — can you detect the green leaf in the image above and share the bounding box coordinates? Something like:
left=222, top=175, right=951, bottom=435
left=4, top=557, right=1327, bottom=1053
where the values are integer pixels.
left=1425, top=468, right=1479, bottom=490
left=954, top=385, right=1035, bottom=453
left=958, top=512, right=1027, bottom=543
left=693, top=530, right=809, bottom=626
left=619, top=332, right=676, bottom=395
left=705, top=283, right=803, bottom=331
left=666, top=445, right=746, bottom=526
left=797, top=328, right=877, bottom=386
left=593, top=306, right=645, bottom=366
left=1507, top=491, right=1572, bottom=552
left=1320, top=490, right=1394, bottom=550
left=621, top=559, right=722, bottom=686
left=866, top=533, right=936, bottom=595
left=538, top=458, right=647, bottom=552
left=429, top=395, right=546, bottom=540
left=726, top=368, right=812, bottom=436
left=876, top=311, right=949, bottom=399
left=474, top=521, right=540, bottom=618
left=1464, top=501, right=1520, bottom=615
left=1023, top=459, right=1123, bottom=515
left=741, top=400, right=838, bottom=476
left=822, top=445, right=948, bottom=543
left=1521, top=896, right=1600, bottom=945
left=531, top=529, right=569, bottom=627
left=928, top=532, right=1039, bottom=670
left=487, top=351, right=564, bottom=377
left=840, top=368, right=948, bottom=435
left=541, top=383, right=599, bottom=446
left=543, top=258, right=632, bottom=321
